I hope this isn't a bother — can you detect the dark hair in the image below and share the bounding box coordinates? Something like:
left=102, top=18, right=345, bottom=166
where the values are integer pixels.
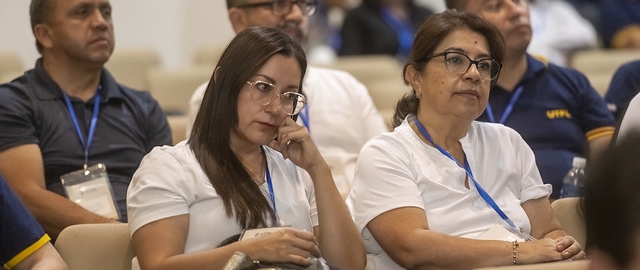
left=361, top=0, right=419, bottom=10
left=445, top=0, right=469, bottom=10
left=226, top=0, right=247, bottom=9
left=582, top=133, right=640, bottom=268
left=392, top=9, right=504, bottom=127
left=30, top=0, right=54, bottom=54
left=189, top=26, right=307, bottom=228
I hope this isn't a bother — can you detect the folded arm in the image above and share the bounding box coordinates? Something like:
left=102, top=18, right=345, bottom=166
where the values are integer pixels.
left=0, top=144, right=114, bottom=238
left=367, top=206, right=569, bottom=269
left=132, top=214, right=322, bottom=270
left=522, top=196, right=585, bottom=260
left=14, top=242, right=67, bottom=270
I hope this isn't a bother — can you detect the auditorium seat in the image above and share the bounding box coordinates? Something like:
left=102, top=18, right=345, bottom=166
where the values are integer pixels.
left=570, top=49, right=640, bottom=96
left=105, top=47, right=161, bottom=90
left=0, top=51, right=23, bottom=83
left=146, top=66, right=213, bottom=116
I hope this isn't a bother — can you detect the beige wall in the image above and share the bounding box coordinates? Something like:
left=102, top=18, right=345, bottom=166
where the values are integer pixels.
left=0, top=0, right=235, bottom=70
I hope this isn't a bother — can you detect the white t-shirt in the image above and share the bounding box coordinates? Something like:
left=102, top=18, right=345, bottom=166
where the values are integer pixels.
left=187, top=66, right=387, bottom=196
left=528, top=0, right=597, bottom=66
left=617, top=92, right=640, bottom=144
left=347, top=116, right=551, bottom=270
left=127, top=141, right=318, bottom=254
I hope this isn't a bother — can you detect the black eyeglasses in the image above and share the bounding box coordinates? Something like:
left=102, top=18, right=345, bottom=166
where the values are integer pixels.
left=236, top=0, right=317, bottom=16
left=425, top=51, right=502, bottom=81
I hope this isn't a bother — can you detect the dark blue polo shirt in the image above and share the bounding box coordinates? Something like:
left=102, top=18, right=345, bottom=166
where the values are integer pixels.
left=598, top=0, right=640, bottom=48
left=1, top=175, right=50, bottom=269
left=0, top=59, right=172, bottom=221
left=604, top=60, right=640, bottom=120
left=477, top=54, right=614, bottom=199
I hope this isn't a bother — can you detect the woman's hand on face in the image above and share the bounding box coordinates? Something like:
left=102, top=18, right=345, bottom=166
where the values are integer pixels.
left=246, top=228, right=321, bottom=266
left=554, top=235, right=586, bottom=260
left=268, top=117, right=321, bottom=170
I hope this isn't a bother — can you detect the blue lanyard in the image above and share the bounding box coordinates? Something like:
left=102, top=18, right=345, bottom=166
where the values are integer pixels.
left=486, top=86, right=524, bottom=124
left=62, top=86, right=102, bottom=169
left=380, top=8, right=414, bottom=59
left=412, top=116, right=519, bottom=230
left=298, top=105, right=310, bottom=133
left=264, top=157, right=279, bottom=226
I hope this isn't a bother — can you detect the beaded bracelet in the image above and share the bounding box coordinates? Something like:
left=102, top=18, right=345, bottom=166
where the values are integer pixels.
left=512, top=240, right=519, bottom=264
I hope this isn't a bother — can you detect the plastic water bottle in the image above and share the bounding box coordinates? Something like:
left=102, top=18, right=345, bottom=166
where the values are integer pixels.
left=560, top=157, right=587, bottom=198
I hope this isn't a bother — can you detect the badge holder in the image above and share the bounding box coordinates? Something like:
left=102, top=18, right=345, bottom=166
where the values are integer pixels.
left=478, top=219, right=536, bottom=242
left=239, top=213, right=288, bottom=241
left=500, top=219, right=536, bottom=242
left=239, top=226, right=290, bottom=241
left=60, top=163, right=120, bottom=220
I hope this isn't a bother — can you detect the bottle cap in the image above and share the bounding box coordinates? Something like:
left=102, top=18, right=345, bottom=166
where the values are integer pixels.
left=572, top=157, right=587, bottom=168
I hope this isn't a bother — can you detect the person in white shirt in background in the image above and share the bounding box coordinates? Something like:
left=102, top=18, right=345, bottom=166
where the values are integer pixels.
left=527, top=0, right=598, bottom=66
left=187, top=0, right=387, bottom=198
left=615, top=93, right=640, bottom=145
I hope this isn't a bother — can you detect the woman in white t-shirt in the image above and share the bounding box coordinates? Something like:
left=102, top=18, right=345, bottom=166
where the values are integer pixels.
left=346, top=10, right=585, bottom=270
left=127, top=26, right=365, bottom=270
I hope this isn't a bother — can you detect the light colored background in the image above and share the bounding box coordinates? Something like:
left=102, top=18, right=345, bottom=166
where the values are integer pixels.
left=0, top=0, right=234, bottom=69
left=0, top=0, right=446, bottom=70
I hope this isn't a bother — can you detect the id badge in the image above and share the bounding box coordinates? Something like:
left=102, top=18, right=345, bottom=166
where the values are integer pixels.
left=60, top=163, right=120, bottom=220
left=239, top=226, right=290, bottom=241
left=477, top=220, right=536, bottom=242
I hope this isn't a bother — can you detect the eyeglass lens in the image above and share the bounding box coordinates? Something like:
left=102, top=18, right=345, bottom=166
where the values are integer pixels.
left=444, top=52, right=500, bottom=81
left=248, top=81, right=306, bottom=115
left=273, top=0, right=316, bottom=16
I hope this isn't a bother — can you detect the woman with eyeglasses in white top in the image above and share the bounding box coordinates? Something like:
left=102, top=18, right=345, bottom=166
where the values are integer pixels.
left=346, top=10, right=585, bottom=270
left=127, top=26, right=365, bottom=270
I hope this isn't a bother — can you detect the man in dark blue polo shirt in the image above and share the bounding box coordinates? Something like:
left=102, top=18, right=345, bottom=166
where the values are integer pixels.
left=446, top=0, right=615, bottom=199
left=0, top=0, right=171, bottom=239
left=605, top=60, right=640, bottom=120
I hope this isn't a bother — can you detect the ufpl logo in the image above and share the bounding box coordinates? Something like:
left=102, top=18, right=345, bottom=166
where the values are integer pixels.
left=546, top=109, right=572, bottom=119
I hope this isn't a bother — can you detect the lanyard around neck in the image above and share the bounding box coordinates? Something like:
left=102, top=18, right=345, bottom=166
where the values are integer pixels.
left=379, top=7, right=413, bottom=59
left=486, top=86, right=524, bottom=124
left=62, top=86, right=102, bottom=170
left=298, top=105, right=310, bottom=133
left=263, top=148, right=280, bottom=227
left=412, top=116, right=519, bottom=230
